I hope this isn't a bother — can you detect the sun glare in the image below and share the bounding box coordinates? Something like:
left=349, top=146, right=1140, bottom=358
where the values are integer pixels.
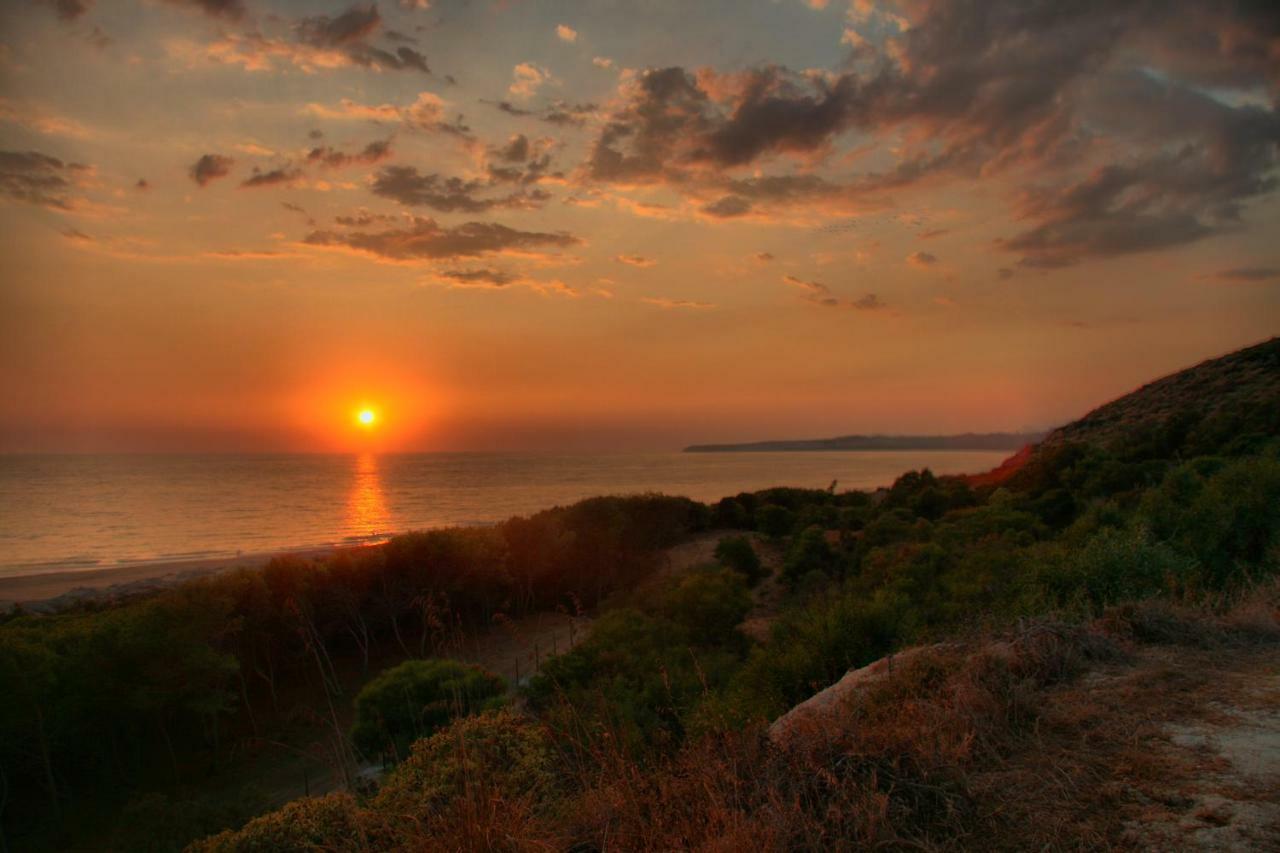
left=356, top=408, right=377, bottom=428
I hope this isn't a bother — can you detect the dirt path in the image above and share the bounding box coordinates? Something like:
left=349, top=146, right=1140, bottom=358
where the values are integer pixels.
left=973, top=640, right=1280, bottom=850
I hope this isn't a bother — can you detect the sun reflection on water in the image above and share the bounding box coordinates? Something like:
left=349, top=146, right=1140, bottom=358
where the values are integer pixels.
left=346, top=453, right=391, bottom=541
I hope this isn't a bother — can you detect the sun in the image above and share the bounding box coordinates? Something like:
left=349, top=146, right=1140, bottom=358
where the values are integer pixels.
left=356, top=408, right=377, bottom=428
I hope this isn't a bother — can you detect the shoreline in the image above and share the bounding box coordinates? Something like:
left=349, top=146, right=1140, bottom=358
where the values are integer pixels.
left=0, top=542, right=381, bottom=610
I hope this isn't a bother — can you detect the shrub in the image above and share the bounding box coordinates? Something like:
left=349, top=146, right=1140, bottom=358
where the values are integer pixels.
left=756, top=504, right=795, bottom=538
left=661, top=567, right=753, bottom=646
left=714, top=535, right=767, bottom=585
left=351, top=659, right=506, bottom=761
left=188, top=793, right=376, bottom=853
left=1029, top=528, right=1196, bottom=611
left=782, top=526, right=838, bottom=586
left=374, top=709, right=560, bottom=818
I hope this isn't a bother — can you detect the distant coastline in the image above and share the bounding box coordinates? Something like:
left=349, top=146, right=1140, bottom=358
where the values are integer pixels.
left=683, top=432, right=1045, bottom=453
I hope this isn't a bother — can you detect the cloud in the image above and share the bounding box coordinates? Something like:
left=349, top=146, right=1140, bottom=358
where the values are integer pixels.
left=592, top=56, right=614, bottom=70
left=296, top=4, right=381, bottom=47
left=486, top=99, right=596, bottom=127
left=302, top=94, right=468, bottom=138
left=615, top=254, right=656, bottom=268
left=495, top=134, right=530, bottom=163
left=1205, top=267, right=1280, bottom=283
left=333, top=209, right=397, bottom=227
left=240, top=166, right=303, bottom=188
left=577, top=3, right=1280, bottom=263
left=370, top=165, right=551, bottom=212
left=432, top=267, right=577, bottom=297
left=0, top=98, right=93, bottom=139
left=303, top=216, right=581, bottom=262
left=641, top=297, right=716, bottom=309
left=701, top=195, right=752, bottom=218
left=509, top=63, right=554, bottom=99
left=163, top=0, right=245, bottom=19
left=189, top=153, right=234, bottom=187
left=782, top=274, right=884, bottom=310
left=0, top=150, right=96, bottom=211
left=46, top=0, right=93, bottom=22
left=556, top=24, right=578, bottom=43
left=306, top=139, right=392, bottom=168
left=755, top=252, right=775, bottom=263
left=907, top=251, right=938, bottom=267
left=176, top=3, right=429, bottom=75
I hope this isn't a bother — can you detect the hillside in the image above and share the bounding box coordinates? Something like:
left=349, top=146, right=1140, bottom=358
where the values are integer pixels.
left=970, top=337, right=1280, bottom=487
left=684, top=432, right=1043, bottom=453
left=1041, top=336, right=1280, bottom=453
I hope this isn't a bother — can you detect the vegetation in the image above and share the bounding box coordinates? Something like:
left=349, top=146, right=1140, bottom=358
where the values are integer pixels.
left=1, top=339, right=1278, bottom=850
left=350, top=659, right=506, bottom=762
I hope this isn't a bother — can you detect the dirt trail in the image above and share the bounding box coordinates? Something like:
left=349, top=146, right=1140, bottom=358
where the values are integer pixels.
left=972, top=640, right=1280, bottom=850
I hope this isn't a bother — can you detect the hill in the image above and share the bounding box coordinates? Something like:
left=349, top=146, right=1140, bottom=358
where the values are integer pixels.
left=972, top=337, right=1280, bottom=487
left=684, top=432, right=1044, bottom=453
left=1040, top=336, right=1280, bottom=453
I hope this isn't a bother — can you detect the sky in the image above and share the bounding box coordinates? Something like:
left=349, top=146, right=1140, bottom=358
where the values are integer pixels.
left=0, top=0, right=1277, bottom=453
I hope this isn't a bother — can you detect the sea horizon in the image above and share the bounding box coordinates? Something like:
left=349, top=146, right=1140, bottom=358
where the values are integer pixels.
left=0, top=449, right=1008, bottom=576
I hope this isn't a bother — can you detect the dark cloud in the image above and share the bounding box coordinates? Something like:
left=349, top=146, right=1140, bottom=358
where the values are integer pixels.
left=309, top=129, right=325, bottom=140
left=0, top=150, right=89, bottom=210
left=485, top=100, right=595, bottom=126
left=782, top=275, right=884, bottom=311
left=334, top=210, right=398, bottom=227
left=702, top=195, right=751, bottom=218
left=240, top=166, right=302, bottom=188
left=754, top=252, right=775, bottom=263
left=1207, top=267, right=1280, bottom=282
left=484, top=135, right=558, bottom=186
left=907, top=251, right=938, bottom=267
left=306, top=139, right=392, bottom=168
left=61, top=227, right=92, bottom=241
left=296, top=4, right=382, bottom=47
left=580, top=2, right=1280, bottom=264
left=303, top=216, right=581, bottom=262
left=294, top=5, right=431, bottom=73
left=615, top=254, right=656, bottom=267
left=48, top=0, right=92, bottom=21
left=189, top=154, right=234, bottom=187
left=437, top=268, right=518, bottom=287
left=371, top=165, right=550, bottom=212
left=496, top=134, right=530, bottom=163
left=135, top=178, right=149, bottom=190
left=163, top=0, right=245, bottom=20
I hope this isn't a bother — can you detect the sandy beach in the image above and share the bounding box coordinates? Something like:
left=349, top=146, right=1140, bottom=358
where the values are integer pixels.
left=0, top=545, right=351, bottom=610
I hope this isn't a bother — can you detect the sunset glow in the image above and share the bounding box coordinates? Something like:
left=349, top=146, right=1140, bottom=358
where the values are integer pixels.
left=0, top=1, right=1276, bottom=454
left=357, top=409, right=377, bottom=428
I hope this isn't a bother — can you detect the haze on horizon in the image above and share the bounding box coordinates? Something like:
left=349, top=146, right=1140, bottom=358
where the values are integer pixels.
left=0, top=0, right=1277, bottom=453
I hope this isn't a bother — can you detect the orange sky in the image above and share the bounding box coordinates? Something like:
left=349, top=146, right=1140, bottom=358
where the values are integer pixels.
left=1, top=1, right=1277, bottom=452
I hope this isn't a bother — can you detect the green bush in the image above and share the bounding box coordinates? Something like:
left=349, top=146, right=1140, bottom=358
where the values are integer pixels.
left=351, top=659, right=506, bottom=761
left=188, top=793, right=376, bottom=853
left=714, top=536, right=767, bottom=585
left=373, top=709, right=560, bottom=817
left=1028, top=528, right=1196, bottom=611
left=755, top=504, right=795, bottom=538
left=661, top=567, right=753, bottom=646
left=782, top=526, right=838, bottom=586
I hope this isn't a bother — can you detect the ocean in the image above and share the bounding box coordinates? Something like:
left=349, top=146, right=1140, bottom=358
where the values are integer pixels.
left=0, top=450, right=1009, bottom=576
